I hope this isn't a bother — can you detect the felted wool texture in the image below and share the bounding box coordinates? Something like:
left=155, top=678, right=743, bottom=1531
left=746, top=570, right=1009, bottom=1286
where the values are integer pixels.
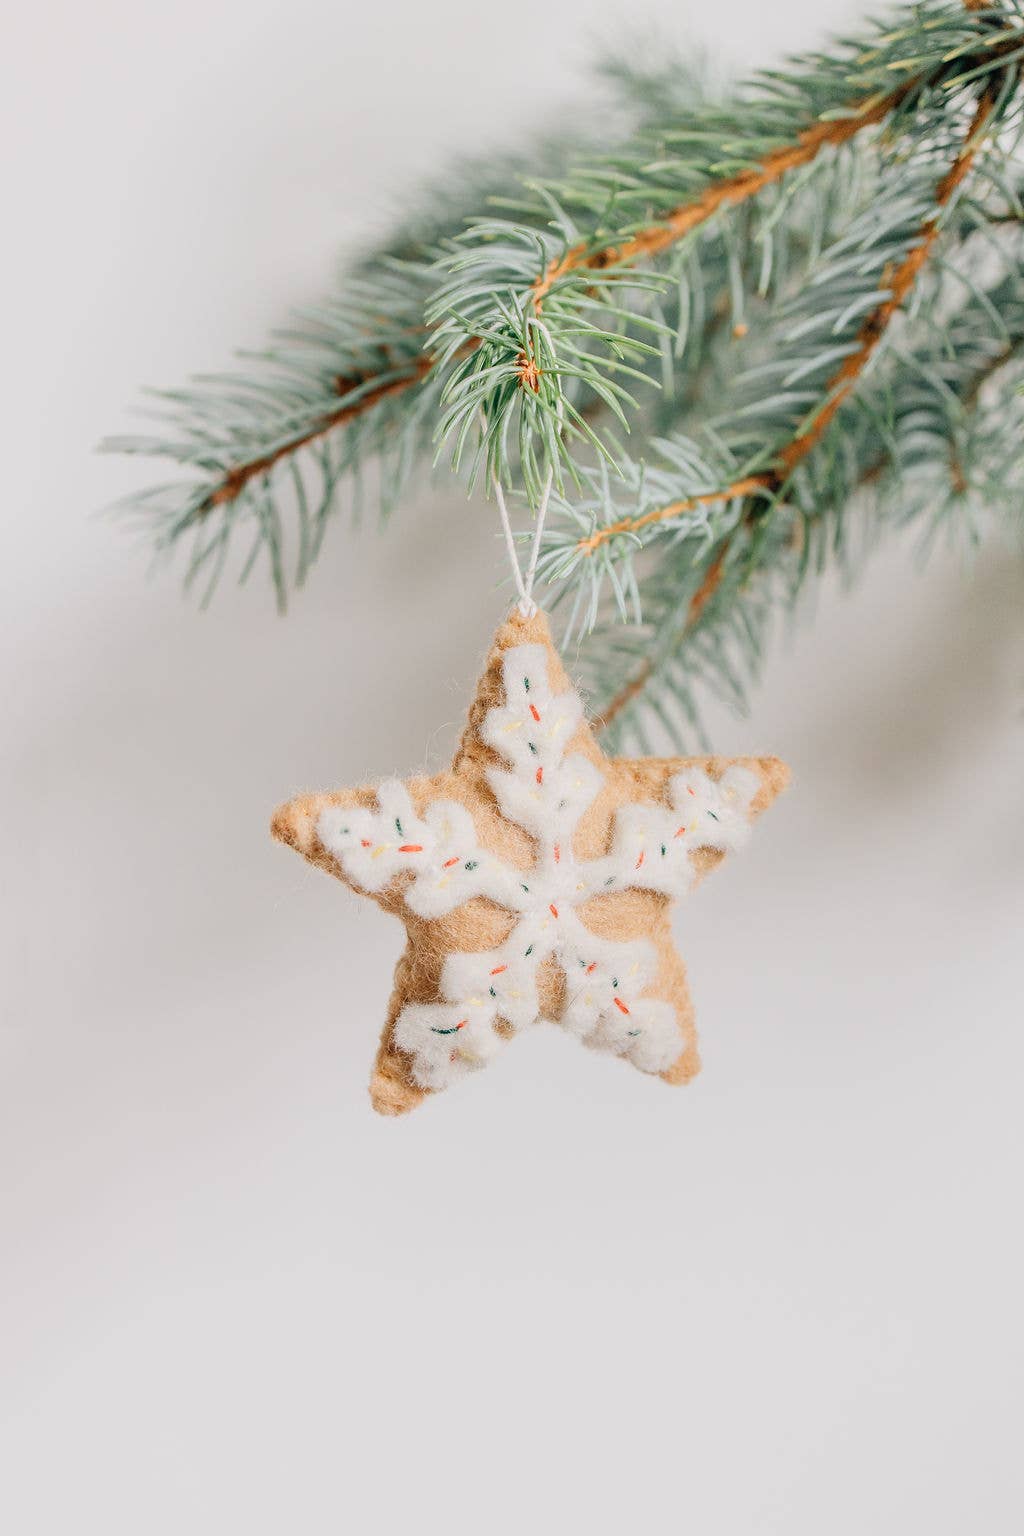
left=272, top=608, right=789, bottom=1116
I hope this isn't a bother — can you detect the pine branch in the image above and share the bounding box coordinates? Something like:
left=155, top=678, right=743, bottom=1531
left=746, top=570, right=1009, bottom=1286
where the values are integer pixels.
left=585, top=85, right=995, bottom=637
left=590, top=247, right=1024, bottom=743
left=106, top=0, right=1024, bottom=736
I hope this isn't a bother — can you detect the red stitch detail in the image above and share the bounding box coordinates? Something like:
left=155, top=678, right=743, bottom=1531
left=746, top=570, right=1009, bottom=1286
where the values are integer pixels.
left=361, top=839, right=373, bottom=847
left=399, top=844, right=423, bottom=853
left=536, top=766, right=543, bottom=785
left=586, top=962, right=597, bottom=974
left=456, top=1020, right=467, bottom=1030
left=635, top=850, right=645, bottom=869
left=549, top=904, right=559, bottom=919
left=614, top=998, right=630, bottom=1016
left=442, top=856, right=459, bottom=868
left=554, top=843, right=561, bottom=863
left=490, top=964, right=508, bottom=976
left=529, top=704, right=541, bottom=722
left=674, top=826, right=686, bottom=838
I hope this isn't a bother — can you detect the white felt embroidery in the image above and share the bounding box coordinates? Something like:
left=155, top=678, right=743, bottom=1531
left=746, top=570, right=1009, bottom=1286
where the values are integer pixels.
left=317, top=644, right=758, bottom=1091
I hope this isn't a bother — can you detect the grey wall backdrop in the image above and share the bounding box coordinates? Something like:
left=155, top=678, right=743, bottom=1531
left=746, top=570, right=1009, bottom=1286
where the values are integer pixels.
left=3, top=1, right=1023, bottom=1531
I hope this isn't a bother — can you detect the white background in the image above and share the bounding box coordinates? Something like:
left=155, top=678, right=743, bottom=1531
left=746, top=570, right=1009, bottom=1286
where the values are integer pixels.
left=3, top=1, right=1023, bottom=1531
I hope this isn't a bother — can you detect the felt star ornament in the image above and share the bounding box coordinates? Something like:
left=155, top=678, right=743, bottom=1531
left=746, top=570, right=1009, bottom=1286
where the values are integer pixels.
left=272, top=609, right=789, bottom=1116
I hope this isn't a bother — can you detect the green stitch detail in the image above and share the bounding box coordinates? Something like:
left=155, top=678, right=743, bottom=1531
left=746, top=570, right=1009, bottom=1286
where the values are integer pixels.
left=489, top=987, right=497, bottom=998
left=525, top=944, right=533, bottom=957
left=395, top=817, right=403, bottom=837
left=627, top=1029, right=641, bottom=1037
left=660, top=843, right=667, bottom=856
left=465, top=860, right=478, bottom=871
left=528, top=741, right=538, bottom=754
left=605, top=876, right=616, bottom=886
left=431, top=1026, right=460, bottom=1036
left=708, top=810, right=720, bottom=821
left=524, top=677, right=530, bottom=692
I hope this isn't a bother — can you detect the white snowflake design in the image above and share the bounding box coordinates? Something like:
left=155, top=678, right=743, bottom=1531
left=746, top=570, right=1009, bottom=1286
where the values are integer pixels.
left=317, top=644, right=759, bottom=1091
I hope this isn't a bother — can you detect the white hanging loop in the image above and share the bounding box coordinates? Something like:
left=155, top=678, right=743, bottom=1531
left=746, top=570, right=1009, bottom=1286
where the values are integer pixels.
left=487, top=392, right=562, bottom=619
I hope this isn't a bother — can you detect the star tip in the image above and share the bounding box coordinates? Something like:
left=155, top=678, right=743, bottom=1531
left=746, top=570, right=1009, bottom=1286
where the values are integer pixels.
left=270, top=800, right=305, bottom=851
left=662, top=1044, right=702, bottom=1086
left=369, top=1070, right=427, bottom=1117
left=756, top=755, right=791, bottom=798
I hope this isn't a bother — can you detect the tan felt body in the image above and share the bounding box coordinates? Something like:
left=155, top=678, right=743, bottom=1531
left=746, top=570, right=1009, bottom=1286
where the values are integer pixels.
left=273, top=609, right=788, bottom=1115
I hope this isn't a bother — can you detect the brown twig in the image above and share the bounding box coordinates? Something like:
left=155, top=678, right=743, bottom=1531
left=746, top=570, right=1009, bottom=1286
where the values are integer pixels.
left=200, top=357, right=435, bottom=514
left=533, top=86, right=912, bottom=308
left=196, top=4, right=1008, bottom=520
left=198, top=78, right=942, bottom=516
left=594, top=90, right=996, bottom=734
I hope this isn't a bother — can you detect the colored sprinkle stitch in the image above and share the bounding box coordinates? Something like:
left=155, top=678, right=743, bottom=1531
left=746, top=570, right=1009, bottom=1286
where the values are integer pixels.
left=535, top=766, right=543, bottom=785
left=614, top=998, right=630, bottom=1016
left=660, top=844, right=667, bottom=856
left=528, top=741, right=538, bottom=755
left=361, top=838, right=373, bottom=848
left=635, top=850, right=645, bottom=870
left=708, top=810, right=720, bottom=821
left=687, top=786, right=696, bottom=796
left=523, top=676, right=530, bottom=692
left=464, top=860, right=478, bottom=871
left=395, top=817, right=404, bottom=837
left=586, top=962, right=597, bottom=974
left=529, top=704, right=541, bottom=723
left=627, top=1029, right=641, bottom=1037
left=442, top=856, right=459, bottom=868
left=554, top=843, right=561, bottom=863
left=490, top=964, right=508, bottom=976
left=399, top=844, right=423, bottom=854
left=549, top=904, right=559, bottom=919
left=525, top=944, right=534, bottom=957
left=604, top=875, right=616, bottom=886
left=489, top=987, right=496, bottom=998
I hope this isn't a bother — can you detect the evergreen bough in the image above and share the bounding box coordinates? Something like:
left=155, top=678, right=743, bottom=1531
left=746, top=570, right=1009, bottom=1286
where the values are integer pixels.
left=106, top=0, right=1024, bottom=746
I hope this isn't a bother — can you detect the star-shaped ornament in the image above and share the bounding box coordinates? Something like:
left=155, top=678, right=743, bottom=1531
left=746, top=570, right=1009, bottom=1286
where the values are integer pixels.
left=273, top=609, right=789, bottom=1115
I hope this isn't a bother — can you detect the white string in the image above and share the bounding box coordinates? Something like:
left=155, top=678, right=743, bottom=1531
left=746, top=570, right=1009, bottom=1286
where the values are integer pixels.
left=492, top=473, right=530, bottom=612
left=491, top=463, right=555, bottom=619
left=486, top=395, right=561, bottom=619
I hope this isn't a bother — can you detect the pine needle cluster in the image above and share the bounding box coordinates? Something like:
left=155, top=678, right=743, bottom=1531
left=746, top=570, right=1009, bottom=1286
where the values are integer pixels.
left=106, top=0, right=1024, bottom=744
